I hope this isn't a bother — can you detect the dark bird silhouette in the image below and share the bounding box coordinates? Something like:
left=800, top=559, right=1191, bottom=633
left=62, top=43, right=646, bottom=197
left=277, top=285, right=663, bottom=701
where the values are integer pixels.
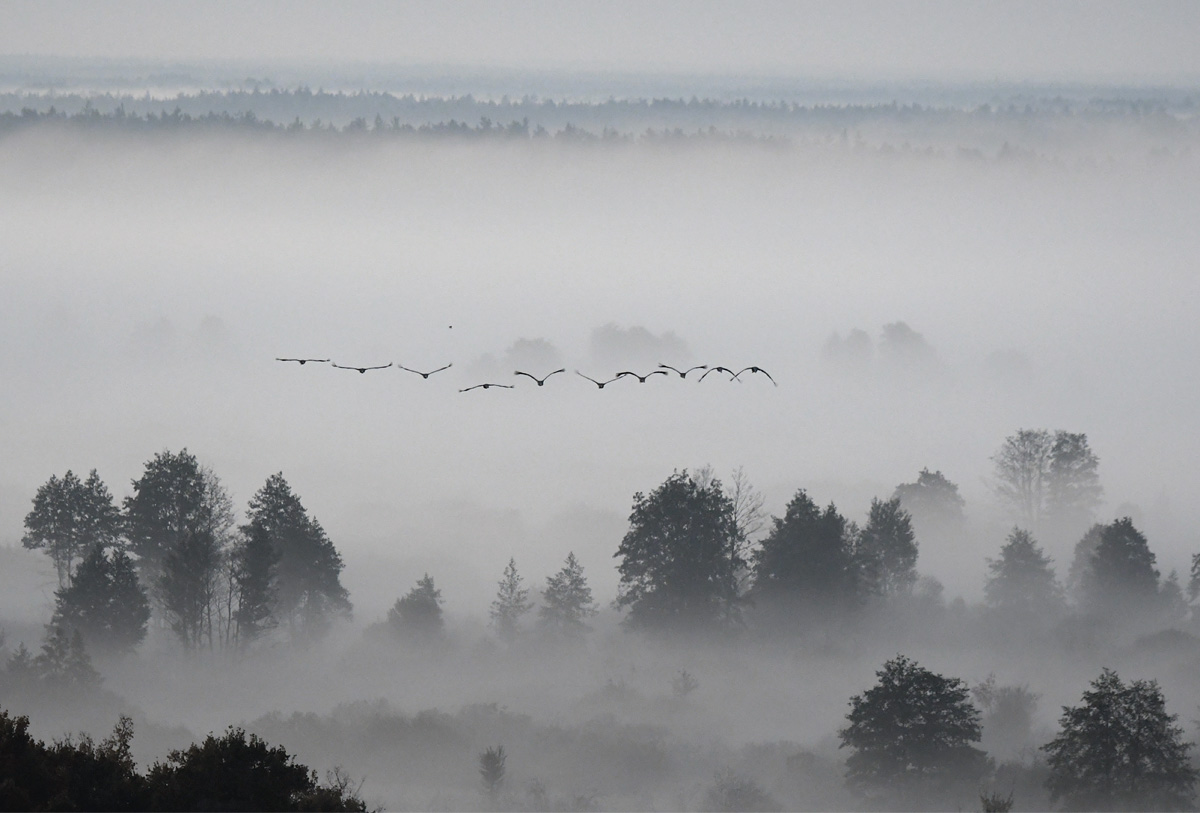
left=658, top=363, right=708, bottom=378
left=733, top=366, right=778, bottom=386
left=332, top=362, right=393, bottom=374
left=276, top=358, right=330, bottom=365
left=514, top=368, right=566, bottom=386
left=459, top=383, right=514, bottom=392
left=575, top=371, right=621, bottom=389
left=616, top=370, right=669, bottom=383
left=397, top=363, right=453, bottom=379
left=698, top=366, right=738, bottom=382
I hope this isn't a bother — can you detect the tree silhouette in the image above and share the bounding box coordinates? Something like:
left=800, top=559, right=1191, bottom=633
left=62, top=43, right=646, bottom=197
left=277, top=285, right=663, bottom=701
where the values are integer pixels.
left=839, top=655, right=989, bottom=808
left=984, top=528, right=1065, bottom=616
left=479, top=745, right=507, bottom=806
left=751, top=489, right=857, bottom=624
left=490, top=558, right=533, bottom=643
left=1079, top=517, right=1160, bottom=620
left=52, top=546, right=150, bottom=655
left=856, top=497, right=918, bottom=598
left=123, top=450, right=233, bottom=615
left=893, top=468, right=965, bottom=530
left=991, top=429, right=1101, bottom=536
left=231, top=522, right=279, bottom=648
left=159, top=529, right=221, bottom=651
left=1043, top=669, right=1197, bottom=811
left=244, top=473, right=352, bottom=641
left=539, top=552, right=598, bottom=637
left=614, top=470, right=741, bottom=632
left=387, top=574, right=444, bottom=643
left=23, top=469, right=121, bottom=588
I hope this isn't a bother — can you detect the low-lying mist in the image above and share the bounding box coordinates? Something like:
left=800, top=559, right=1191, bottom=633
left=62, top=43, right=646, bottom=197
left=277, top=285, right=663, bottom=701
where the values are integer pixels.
left=3, top=100, right=1200, bottom=810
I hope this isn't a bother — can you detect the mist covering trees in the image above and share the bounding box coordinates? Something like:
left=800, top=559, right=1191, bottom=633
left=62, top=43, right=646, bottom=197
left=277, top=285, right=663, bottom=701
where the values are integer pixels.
left=991, top=429, right=1101, bottom=538
left=52, top=546, right=150, bottom=656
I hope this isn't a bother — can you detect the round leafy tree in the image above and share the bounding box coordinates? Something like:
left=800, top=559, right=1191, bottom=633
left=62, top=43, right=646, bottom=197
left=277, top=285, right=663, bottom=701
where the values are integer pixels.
left=839, top=655, right=990, bottom=808
left=1042, top=668, right=1197, bottom=811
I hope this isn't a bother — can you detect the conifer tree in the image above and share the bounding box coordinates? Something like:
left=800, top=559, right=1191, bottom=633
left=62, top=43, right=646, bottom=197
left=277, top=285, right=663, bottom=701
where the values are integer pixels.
left=984, top=528, right=1065, bottom=615
left=539, top=552, right=598, bottom=636
left=490, top=558, right=533, bottom=642
left=53, top=546, right=150, bottom=655
left=232, top=522, right=279, bottom=647
left=244, top=473, right=351, bottom=641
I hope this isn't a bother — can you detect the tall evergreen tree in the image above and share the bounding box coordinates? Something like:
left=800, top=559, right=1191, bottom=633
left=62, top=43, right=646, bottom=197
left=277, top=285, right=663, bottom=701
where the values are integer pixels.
left=614, top=470, right=741, bottom=632
left=751, top=490, right=858, bottom=622
left=984, top=528, right=1065, bottom=615
left=52, top=546, right=150, bottom=655
left=244, top=473, right=351, bottom=641
left=35, top=626, right=101, bottom=691
left=23, top=469, right=121, bottom=588
left=490, top=558, right=533, bottom=642
left=539, top=552, right=598, bottom=637
left=856, top=497, right=919, bottom=598
left=387, top=574, right=444, bottom=643
left=1067, top=523, right=1106, bottom=606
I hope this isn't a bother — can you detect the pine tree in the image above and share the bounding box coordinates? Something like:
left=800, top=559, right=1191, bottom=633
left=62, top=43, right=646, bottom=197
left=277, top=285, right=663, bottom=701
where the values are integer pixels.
left=35, top=626, right=101, bottom=691
left=490, top=558, right=533, bottom=643
left=244, top=473, right=351, bottom=641
left=856, top=497, right=918, bottom=598
left=984, top=528, right=1065, bottom=615
left=539, top=552, right=598, bottom=636
left=53, top=547, right=150, bottom=655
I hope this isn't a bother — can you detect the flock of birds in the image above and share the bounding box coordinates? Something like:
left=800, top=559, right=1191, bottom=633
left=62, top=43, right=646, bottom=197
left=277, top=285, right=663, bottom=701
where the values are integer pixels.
left=274, top=359, right=777, bottom=389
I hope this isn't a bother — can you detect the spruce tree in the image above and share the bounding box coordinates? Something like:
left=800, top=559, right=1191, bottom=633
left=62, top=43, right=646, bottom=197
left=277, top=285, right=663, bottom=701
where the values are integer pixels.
left=245, top=473, right=351, bottom=641
left=539, top=552, right=598, bottom=636
left=232, top=522, right=279, bottom=647
left=984, top=528, right=1065, bottom=615
left=53, top=547, right=150, bottom=655
left=490, top=558, right=533, bottom=642
left=23, top=469, right=121, bottom=588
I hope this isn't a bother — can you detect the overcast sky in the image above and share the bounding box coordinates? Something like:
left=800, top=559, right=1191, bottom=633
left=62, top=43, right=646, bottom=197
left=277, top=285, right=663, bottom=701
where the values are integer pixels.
left=2, top=0, right=1198, bottom=83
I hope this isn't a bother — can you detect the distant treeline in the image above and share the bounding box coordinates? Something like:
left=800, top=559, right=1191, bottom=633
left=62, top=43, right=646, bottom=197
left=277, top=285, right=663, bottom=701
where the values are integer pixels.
left=1, top=88, right=1196, bottom=152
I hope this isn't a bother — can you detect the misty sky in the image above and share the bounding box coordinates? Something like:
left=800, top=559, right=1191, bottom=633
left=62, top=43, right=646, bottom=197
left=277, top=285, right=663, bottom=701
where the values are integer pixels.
left=2, top=0, right=1199, bottom=82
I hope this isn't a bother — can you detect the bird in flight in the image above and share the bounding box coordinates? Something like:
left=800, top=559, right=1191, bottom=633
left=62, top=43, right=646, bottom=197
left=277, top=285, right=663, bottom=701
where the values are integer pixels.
left=276, top=358, right=330, bottom=365
left=733, top=366, right=778, bottom=386
left=332, top=362, right=393, bottom=374
left=698, top=366, right=738, bottom=382
left=658, top=363, right=708, bottom=379
left=514, top=369, right=566, bottom=386
left=616, top=370, right=669, bottom=383
left=460, top=383, right=514, bottom=392
left=575, top=371, right=621, bottom=389
left=397, top=363, right=453, bottom=379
